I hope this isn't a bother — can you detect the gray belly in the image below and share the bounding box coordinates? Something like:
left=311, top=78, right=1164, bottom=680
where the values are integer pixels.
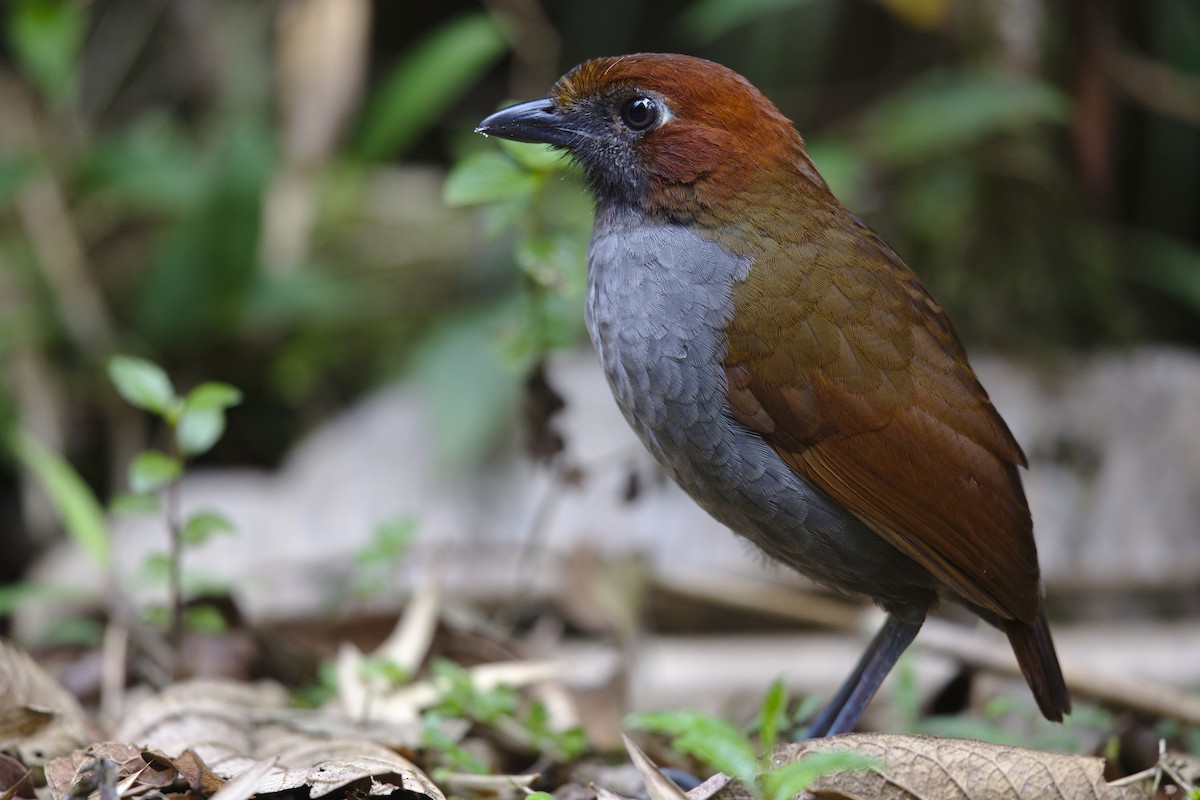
left=585, top=216, right=936, bottom=614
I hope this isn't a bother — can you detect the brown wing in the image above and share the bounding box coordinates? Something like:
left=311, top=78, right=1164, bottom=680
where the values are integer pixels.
left=723, top=221, right=1040, bottom=621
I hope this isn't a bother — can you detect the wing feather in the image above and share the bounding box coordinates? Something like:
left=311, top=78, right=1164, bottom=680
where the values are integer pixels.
left=723, top=222, right=1039, bottom=621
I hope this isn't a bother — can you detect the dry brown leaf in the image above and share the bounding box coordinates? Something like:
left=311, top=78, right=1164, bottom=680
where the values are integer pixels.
left=686, top=772, right=735, bottom=800
left=207, top=757, right=278, bottom=800
left=0, top=706, right=54, bottom=744
left=0, top=638, right=88, bottom=762
left=171, top=749, right=227, bottom=795
left=0, top=752, right=34, bottom=799
left=109, top=680, right=443, bottom=800
left=114, top=679, right=290, bottom=759
left=621, top=734, right=690, bottom=800
left=225, top=736, right=442, bottom=800
left=45, top=743, right=148, bottom=800
left=774, top=734, right=1147, bottom=800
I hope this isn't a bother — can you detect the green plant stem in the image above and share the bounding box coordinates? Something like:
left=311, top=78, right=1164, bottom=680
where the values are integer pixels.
left=166, top=445, right=185, bottom=677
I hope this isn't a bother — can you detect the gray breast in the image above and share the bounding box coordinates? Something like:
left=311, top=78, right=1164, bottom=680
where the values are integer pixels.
left=583, top=210, right=937, bottom=612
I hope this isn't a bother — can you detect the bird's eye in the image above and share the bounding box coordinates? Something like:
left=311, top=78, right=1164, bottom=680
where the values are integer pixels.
left=620, top=97, right=658, bottom=131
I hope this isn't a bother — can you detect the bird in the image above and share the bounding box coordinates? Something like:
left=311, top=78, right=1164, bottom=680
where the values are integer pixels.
left=476, top=53, right=1070, bottom=736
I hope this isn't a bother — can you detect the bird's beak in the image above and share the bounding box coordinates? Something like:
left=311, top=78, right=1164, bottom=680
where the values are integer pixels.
left=476, top=99, right=581, bottom=148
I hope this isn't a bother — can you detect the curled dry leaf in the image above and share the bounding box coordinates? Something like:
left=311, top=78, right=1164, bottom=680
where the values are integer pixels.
left=108, top=679, right=443, bottom=800
left=0, top=751, right=35, bottom=798
left=114, top=679, right=290, bottom=763
left=244, top=736, right=443, bottom=800
left=774, top=733, right=1147, bottom=800
left=43, top=742, right=221, bottom=800
left=0, top=639, right=89, bottom=765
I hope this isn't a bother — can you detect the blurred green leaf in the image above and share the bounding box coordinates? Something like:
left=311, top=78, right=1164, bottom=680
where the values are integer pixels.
left=185, top=382, right=243, bottom=411
left=498, top=139, right=566, bottom=171
left=355, top=517, right=418, bottom=566
left=422, top=712, right=489, bottom=775
left=175, top=407, right=226, bottom=457
left=181, top=510, right=236, bottom=546
left=144, top=603, right=169, bottom=626
left=7, top=0, right=86, bottom=106
left=0, top=580, right=58, bottom=616
left=756, top=677, right=788, bottom=753
left=243, top=269, right=365, bottom=329
left=135, top=118, right=273, bottom=349
left=1131, top=233, right=1200, bottom=317
left=761, top=752, right=876, bottom=800
left=129, top=450, right=182, bottom=494
left=185, top=604, right=227, bottom=633
left=108, top=355, right=177, bottom=416
left=41, top=616, right=104, bottom=647
left=10, top=430, right=109, bottom=568
left=141, top=553, right=171, bottom=584
left=110, top=492, right=161, bottom=514
left=678, top=0, right=822, bottom=43
left=511, top=231, right=580, bottom=287
left=0, top=157, right=38, bottom=209
left=626, top=710, right=759, bottom=787
left=355, top=12, right=509, bottom=160
left=81, top=115, right=208, bottom=213
left=805, top=138, right=870, bottom=209
left=861, top=70, right=1070, bottom=166
left=407, top=305, right=524, bottom=473
left=444, top=150, right=542, bottom=207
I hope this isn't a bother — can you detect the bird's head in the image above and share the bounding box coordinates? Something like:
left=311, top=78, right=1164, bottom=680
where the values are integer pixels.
left=477, top=53, right=833, bottom=223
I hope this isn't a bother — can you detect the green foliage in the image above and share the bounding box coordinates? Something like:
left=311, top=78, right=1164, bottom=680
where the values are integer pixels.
left=1130, top=233, right=1200, bottom=318
left=759, top=752, right=876, bottom=800
left=522, top=697, right=589, bottom=761
left=422, top=712, right=489, bottom=775
left=181, top=511, right=236, bottom=546
left=128, top=451, right=183, bottom=494
left=444, top=150, right=544, bottom=206
left=355, top=517, right=418, bottom=566
left=421, top=658, right=588, bottom=766
left=628, top=709, right=760, bottom=787
left=348, top=517, right=418, bottom=599
left=293, top=659, right=340, bottom=709
left=354, top=12, right=510, bottom=161
left=405, top=306, right=526, bottom=473
left=6, top=0, right=86, bottom=107
left=359, top=656, right=413, bottom=687
left=753, top=678, right=789, bottom=753
left=9, top=429, right=110, bottom=568
left=108, top=356, right=179, bottom=418
left=430, top=658, right=520, bottom=724
left=891, top=658, right=1118, bottom=753
left=436, top=137, right=591, bottom=468
left=133, top=118, right=275, bottom=350
left=858, top=70, right=1070, bottom=167
left=628, top=698, right=874, bottom=800
left=108, top=354, right=241, bottom=648
left=183, top=603, right=228, bottom=634
left=678, top=0, right=823, bottom=43
left=177, top=382, right=243, bottom=457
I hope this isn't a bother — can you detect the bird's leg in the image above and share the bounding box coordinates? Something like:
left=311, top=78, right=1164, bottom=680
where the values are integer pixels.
left=805, top=613, right=923, bottom=737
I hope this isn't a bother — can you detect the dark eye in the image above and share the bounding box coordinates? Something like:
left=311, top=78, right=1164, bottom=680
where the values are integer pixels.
left=620, top=97, right=658, bottom=131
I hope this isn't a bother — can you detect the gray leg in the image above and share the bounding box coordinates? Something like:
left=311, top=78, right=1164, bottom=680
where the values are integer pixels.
left=805, top=614, right=923, bottom=737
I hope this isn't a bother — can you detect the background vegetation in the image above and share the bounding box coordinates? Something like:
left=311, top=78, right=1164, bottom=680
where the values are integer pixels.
left=1, top=0, right=1198, bottom=617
